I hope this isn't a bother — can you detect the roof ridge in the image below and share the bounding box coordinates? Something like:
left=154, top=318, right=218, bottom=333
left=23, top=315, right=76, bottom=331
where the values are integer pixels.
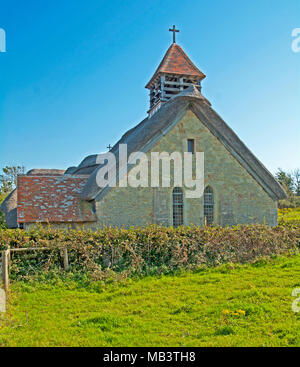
left=171, top=84, right=211, bottom=106
left=80, top=97, right=286, bottom=202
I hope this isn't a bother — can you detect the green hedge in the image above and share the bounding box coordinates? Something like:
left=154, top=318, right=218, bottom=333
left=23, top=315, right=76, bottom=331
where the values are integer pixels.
left=0, top=212, right=7, bottom=229
left=0, top=224, right=299, bottom=281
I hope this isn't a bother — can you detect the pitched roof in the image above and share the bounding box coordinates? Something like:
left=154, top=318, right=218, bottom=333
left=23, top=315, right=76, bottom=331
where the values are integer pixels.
left=70, top=155, right=100, bottom=175
left=80, top=86, right=286, bottom=202
left=26, top=169, right=65, bottom=176
left=64, top=166, right=78, bottom=174
left=145, top=43, right=206, bottom=88
left=17, top=175, right=97, bottom=223
left=0, top=189, right=18, bottom=228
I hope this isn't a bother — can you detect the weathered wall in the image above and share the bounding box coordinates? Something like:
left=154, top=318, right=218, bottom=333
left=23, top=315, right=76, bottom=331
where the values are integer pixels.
left=95, top=110, right=277, bottom=227
left=24, top=222, right=97, bottom=231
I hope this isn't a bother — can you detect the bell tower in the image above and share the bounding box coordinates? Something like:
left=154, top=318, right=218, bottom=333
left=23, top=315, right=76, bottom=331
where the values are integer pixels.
left=145, top=26, right=206, bottom=117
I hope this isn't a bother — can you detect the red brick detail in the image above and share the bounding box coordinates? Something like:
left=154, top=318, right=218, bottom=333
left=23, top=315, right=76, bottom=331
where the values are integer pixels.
left=17, top=176, right=96, bottom=223
left=146, top=43, right=206, bottom=88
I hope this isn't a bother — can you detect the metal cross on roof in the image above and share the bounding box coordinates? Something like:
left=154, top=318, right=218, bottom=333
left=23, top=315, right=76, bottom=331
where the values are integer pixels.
left=169, top=25, right=179, bottom=43
left=107, top=144, right=112, bottom=150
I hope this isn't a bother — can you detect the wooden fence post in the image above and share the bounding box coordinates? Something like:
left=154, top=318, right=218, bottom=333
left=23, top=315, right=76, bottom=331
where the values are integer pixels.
left=2, top=250, right=10, bottom=292
left=63, top=248, right=69, bottom=270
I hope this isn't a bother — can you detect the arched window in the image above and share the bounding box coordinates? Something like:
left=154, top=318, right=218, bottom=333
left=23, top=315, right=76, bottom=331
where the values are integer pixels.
left=172, top=187, right=183, bottom=227
left=204, top=186, right=214, bottom=226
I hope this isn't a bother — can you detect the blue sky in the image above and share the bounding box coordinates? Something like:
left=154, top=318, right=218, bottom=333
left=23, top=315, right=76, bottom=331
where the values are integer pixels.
left=0, top=0, right=299, bottom=174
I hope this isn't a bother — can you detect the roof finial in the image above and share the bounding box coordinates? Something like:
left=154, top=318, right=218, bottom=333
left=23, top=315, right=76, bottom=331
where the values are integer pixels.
left=169, top=25, right=179, bottom=43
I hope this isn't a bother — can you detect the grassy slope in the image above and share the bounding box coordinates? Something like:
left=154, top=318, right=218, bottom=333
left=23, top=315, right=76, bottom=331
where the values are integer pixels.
left=1, top=254, right=300, bottom=347
left=278, top=207, right=300, bottom=223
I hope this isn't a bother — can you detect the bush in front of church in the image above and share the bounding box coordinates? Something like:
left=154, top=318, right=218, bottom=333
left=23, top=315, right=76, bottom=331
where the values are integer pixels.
left=0, top=222, right=299, bottom=283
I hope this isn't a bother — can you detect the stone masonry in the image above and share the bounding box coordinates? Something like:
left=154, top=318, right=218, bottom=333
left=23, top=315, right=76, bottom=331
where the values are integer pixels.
left=94, top=110, right=277, bottom=228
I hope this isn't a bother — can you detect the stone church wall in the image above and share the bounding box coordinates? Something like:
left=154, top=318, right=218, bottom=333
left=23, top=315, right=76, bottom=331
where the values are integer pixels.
left=94, top=110, right=277, bottom=228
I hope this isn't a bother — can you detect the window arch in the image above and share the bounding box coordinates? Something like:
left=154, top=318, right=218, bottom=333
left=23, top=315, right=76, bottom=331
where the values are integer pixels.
left=172, top=187, right=183, bottom=227
left=204, top=186, right=214, bottom=226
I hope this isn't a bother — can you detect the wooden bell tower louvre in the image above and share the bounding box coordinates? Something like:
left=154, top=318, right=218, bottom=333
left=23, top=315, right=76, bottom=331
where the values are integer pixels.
left=145, top=26, right=206, bottom=117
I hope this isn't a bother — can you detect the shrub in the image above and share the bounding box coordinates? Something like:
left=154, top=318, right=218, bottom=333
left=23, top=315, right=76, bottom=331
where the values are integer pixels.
left=0, top=223, right=299, bottom=282
left=278, top=207, right=300, bottom=226
left=278, top=197, right=300, bottom=209
left=0, top=211, right=7, bottom=229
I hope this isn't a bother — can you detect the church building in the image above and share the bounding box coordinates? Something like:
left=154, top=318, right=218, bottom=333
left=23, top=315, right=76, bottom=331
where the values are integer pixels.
left=1, top=29, right=286, bottom=229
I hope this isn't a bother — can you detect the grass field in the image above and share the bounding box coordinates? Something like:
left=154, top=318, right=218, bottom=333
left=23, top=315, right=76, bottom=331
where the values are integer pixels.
left=278, top=207, right=300, bottom=224
left=1, top=254, right=300, bottom=347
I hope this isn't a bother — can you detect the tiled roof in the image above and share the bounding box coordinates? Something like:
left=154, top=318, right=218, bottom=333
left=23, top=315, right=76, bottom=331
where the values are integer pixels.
left=145, top=43, right=206, bottom=88
left=17, top=175, right=97, bottom=223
